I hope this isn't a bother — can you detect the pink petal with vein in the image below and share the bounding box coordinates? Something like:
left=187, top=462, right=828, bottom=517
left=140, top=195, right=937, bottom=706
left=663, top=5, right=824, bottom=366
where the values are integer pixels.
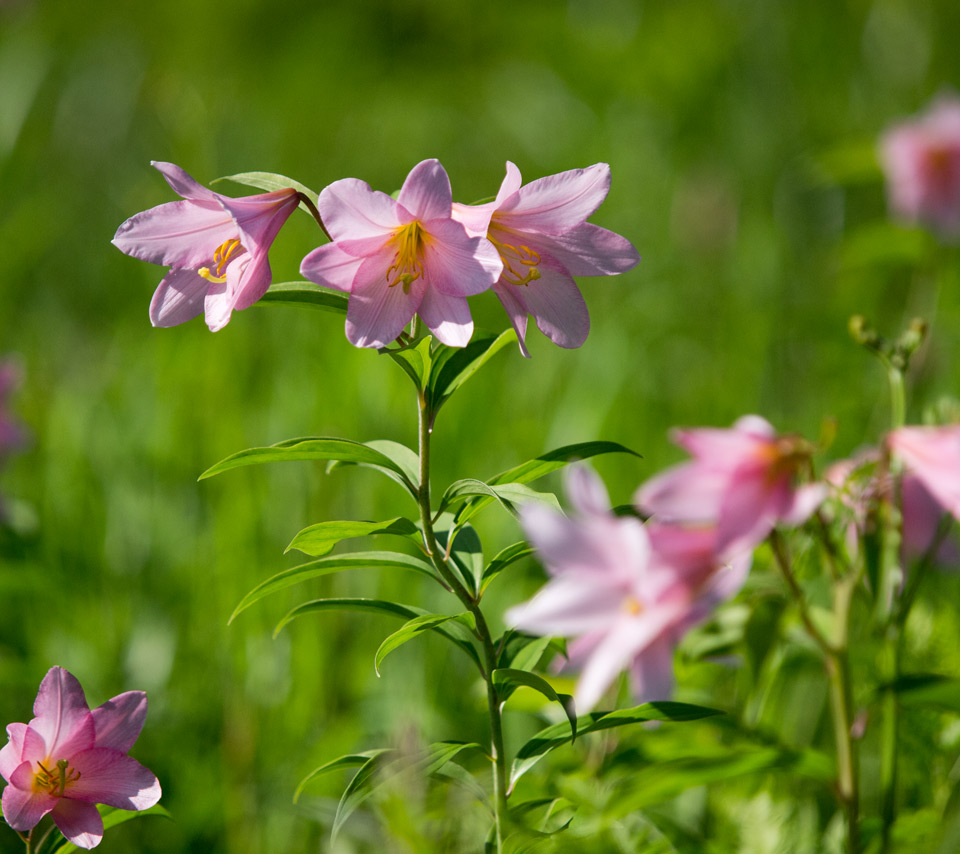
left=2, top=777, right=58, bottom=831
left=505, top=266, right=590, bottom=349
left=344, top=252, right=425, bottom=348
left=111, top=200, right=235, bottom=268
left=149, top=268, right=209, bottom=328
left=151, top=161, right=221, bottom=204
left=50, top=798, right=103, bottom=850
left=533, top=223, right=640, bottom=276
left=318, top=178, right=401, bottom=241
left=300, top=243, right=366, bottom=293
left=397, top=159, right=452, bottom=222
left=423, top=218, right=501, bottom=297
left=30, top=668, right=90, bottom=757
left=68, top=748, right=161, bottom=810
left=497, top=163, right=611, bottom=233
left=416, top=287, right=473, bottom=347
left=91, top=691, right=147, bottom=753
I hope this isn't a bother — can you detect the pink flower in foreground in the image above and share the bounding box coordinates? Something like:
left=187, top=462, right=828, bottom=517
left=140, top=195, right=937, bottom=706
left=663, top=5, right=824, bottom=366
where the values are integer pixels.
left=300, top=159, right=502, bottom=348
left=880, top=95, right=960, bottom=237
left=112, top=161, right=299, bottom=331
left=0, top=667, right=160, bottom=849
left=505, top=466, right=747, bottom=711
left=453, top=162, right=639, bottom=356
left=635, top=415, right=825, bottom=560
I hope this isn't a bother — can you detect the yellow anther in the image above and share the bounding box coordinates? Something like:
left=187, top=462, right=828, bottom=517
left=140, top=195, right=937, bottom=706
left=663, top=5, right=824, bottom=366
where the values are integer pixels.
left=33, top=759, right=81, bottom=796
left=624, top=597, right=643, bottom=616
left=491, top=236, right=541, bottom=286
left=386, top=222, right=427, bottom=294
left=199, top=238, right=244, bottom=284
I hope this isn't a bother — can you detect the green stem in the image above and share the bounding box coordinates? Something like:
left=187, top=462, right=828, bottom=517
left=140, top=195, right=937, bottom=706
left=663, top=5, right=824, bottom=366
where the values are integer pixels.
left=296, top=192, right=331, bottom=241
left=887, top=364, right=906, bottom=432
left=878, top=625, right=899, bottom=854
left=415, top=388, right=509, bottom=852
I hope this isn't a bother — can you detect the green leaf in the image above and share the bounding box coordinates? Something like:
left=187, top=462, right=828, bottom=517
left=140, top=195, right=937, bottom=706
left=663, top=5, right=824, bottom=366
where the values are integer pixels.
left=199, top=437, right=418, bottom=496
left=215, top=170, right=319, bottom=206
left=375, top=612, right=477, bottom=675
left=229, top=551, right=438, bottom=623
left=510, top=701, right=722, bottom=788
left=50, top=805, right=171, bottom=853
left=506, top=635, right=563, bottom=673
left=884, top=673, right=960, bottom=713
left=437, top=480, right=560, bottom=521
left=294, top=748, right=393, bottom=803
left=488, top=440, right=642, bottom=486
left=258, top=281, right=349, bottom=314
left=326, top=439, right=421, bottom=494
left=433, top=515, right=484, bottom=593
left=481, top=542, right=534, bottom=593
left=381, top=336, right=433, bottom=390
left=426, top=329, right=517, bottom=415
left=274, top=597, right=483, bottom=671
left=331, top=742, right=481, bottom=841
left=493, top=668, right=577, bottom=740
left=286, top=517, right=420, bottom=556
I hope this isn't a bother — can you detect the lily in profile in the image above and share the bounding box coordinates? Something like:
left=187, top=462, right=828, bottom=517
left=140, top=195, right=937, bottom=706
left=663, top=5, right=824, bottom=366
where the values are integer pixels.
left=453, top=162, right=640, bottom=356
left=635, top=415, right=825, bottom=559
left=0, top=667, right=161, bottom=849
left=300, top=159, right=502, bottom=348
left=112, top=161, right=299, bottom=331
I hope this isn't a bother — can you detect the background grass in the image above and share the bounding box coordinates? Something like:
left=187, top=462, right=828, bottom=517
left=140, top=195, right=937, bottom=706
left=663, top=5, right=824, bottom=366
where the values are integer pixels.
left=1, top=0, right=960, bottom=851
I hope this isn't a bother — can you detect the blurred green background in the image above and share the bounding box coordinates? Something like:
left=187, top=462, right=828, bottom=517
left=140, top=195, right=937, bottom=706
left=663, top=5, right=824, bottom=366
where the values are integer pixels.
left=1, top=0, right=960, bottom=851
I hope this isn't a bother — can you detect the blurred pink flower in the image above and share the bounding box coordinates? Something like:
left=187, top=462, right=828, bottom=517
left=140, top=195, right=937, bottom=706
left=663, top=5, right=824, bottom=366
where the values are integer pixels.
left=0, top=667, right=160, bottom=849
left=635, top=415, right=825, bottom=559
left=506, top=465, right=746, bottom=711
left=889, top=425, right=960, bottom=522
left=826, top=450, right=958, bottom=565
left=880, top=95, right=960, bottom=237
left=453, top=162, right=639, bottom=357
left=112, top=161, right=299, bottom=332
left=300, top=159, right=502, bottom=348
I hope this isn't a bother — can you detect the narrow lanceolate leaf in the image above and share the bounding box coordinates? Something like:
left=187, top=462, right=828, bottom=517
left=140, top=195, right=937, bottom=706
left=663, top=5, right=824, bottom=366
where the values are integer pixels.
left=481, top=542, right=534, bottom=593
left=381, top=336, right=433, bottom=390
left=506, top=635, right=564, bottom=674
left=293, top=749, right=393, bottom=804
left=286, top=517, right=421, bottom=557
left=199, top=437, right=418, bottom=496
left=274, top=598, right=483, bottom=672
left=375, top=612, right=477, bottom=676
left=509, top=702, right=723, bottom=789
left=259, top=281, right=349, bottom=314
left=489, top=441, right=641, bottom=486
left=437, top=480, right=560, bottom=520
left=493, top=668, right=577, bottom=741
left=229, top=552, right=438, bottom=624
left=326, top=438, right=421, bottom=497
left=50, top=805, right=171, bottom=853
left=331, top=742, right=482, bottom=842
left=433, top=516, right=484, bottom=593
left=216, top=171, right=320, bottom=206
left=426, top=329, right=517, bottom=415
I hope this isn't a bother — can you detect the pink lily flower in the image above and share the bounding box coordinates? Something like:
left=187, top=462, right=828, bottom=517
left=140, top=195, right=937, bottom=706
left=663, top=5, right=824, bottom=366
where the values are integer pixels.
left=879, top=95, right=960, bottom=238
left=0, top=667, right=161, bottom=849
left=635, top=415, right=826, bottom=560
left=888, top=425, right=960, bottom=522
left=299, top=159, right=502, bottom=349
left=826, top=449, right=959, bottom=566
left=453, top=162, right=639, bottom=356
left=505, top=465, right=747, bottom=711
left=112, top=161, right=300, bottom=332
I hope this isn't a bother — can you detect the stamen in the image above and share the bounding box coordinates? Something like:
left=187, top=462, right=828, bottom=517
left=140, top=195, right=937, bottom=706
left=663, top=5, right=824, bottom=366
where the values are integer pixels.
left=385, top=223, right=426, bottom=294
left=624, top=596, right=643, bottom=616
left=33, top=759, right=81, bottom=796
left=199, top=238, right=244, bottom=284
left=491, top=236, right=541, bottom=286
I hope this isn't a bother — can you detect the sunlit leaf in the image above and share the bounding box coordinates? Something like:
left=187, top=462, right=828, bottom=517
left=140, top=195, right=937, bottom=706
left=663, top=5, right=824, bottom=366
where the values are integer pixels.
left=437, top=480, right=560, bottom=521
left=381, top=336, right=433, bottom=390
left=327, top=439, right=421, bottom=494
left=504, top=634, right=564, bottom=673
left=331, top=742, right=482, bottom=841
left=199, top=437, right=418, bottom=497
left=50, top=805, right=171, bottom=853
left=510, top=702, right=722, bottom=788
left=481, top=542, right=534, bottom=593
left=293, top=749, right=393, bottom=804
left=286, top=517, right=420, bottom=556
left=426, top=329, right=517, bottom=416
left=488, top=440, right=641, bottom=486
left=433, top=516, right=484, bottom=593
left=493, top=668, right=577, bottom=739
left=259, top=281, right=349, bottom=314
left=215, top=170, right=319, bottom=206
left=229, top=552, right=438, bottom=623
left=274, top=598, right=483, bottom=671
left=375, top=612, right=477, bottom=675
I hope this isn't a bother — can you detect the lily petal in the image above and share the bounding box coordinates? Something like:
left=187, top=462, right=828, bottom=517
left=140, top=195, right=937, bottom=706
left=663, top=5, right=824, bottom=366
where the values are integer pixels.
left=532, top=223, right=641, bottom=276
left=112, top=200, right=235, bottom=269
left=397, top=159, right=452, bottom=222
left=30, top=668, right=90, bottom=757
left=90, top=692, right=147, bottom=753
left=151, top=161, right=221, bottom=204
left=69, top=748, right=161, bottom=811
left=1, top=775, right=58, bottom=831
left=300, top=243, right=366, bottom=293
left=318, top=178, right=401, bottom=242
left=344, top=251, right=424, bottom=348
left=510, top=266, right=590, bottom=349
left=423, top=218, right=502, bottom=297
left=416, top=287, right=473, bottom=347
left=50, top=799, right=103, bottom=850
left=149, top=268, right=209, bottom=328
left=496, top=163, right=611, bottom=233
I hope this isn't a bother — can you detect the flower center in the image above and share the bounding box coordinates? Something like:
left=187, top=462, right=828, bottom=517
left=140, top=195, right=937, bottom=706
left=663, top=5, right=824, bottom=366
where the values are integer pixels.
left=623, top=596, right=644, bottom=616
left=386, top=222, right=427, bottom=294
left=491, top=235, right=541, bottom=286
left=198, top=238, right=244, bottom=284
left=33, top=758, right=81, bottom=797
